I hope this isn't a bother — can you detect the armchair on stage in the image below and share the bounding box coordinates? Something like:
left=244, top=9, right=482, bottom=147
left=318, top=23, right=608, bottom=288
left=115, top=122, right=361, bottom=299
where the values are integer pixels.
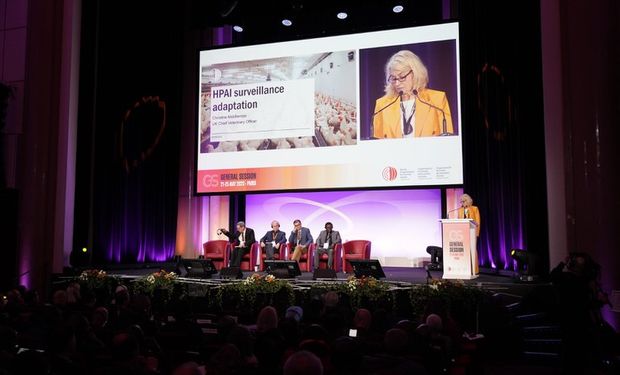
left=259, top=243, right=286, bottom=271
left=285, top=243, right=315, bottom=272
left=315, top=243, right=343, bottom=272
left=439, top=219, right=479, bottom=279
left=202, top=240, right=229, bottom=271
left=342, top=240, right=372, bottom=273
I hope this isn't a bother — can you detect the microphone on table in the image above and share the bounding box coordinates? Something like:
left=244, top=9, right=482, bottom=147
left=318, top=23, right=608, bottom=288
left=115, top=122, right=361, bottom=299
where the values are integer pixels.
left=369, top=90, right=403, bottom=139
left=412, top=89, right=452, bottom=136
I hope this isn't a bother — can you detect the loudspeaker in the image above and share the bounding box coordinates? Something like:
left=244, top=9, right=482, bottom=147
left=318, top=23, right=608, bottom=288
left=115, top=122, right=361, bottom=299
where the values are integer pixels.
left=347, top=259, right=386, bottom=279
left=264, top=260, right=301, bottom=278
left=313, top=268, right=337, bottom=280
left=176, top=259, right=218, bottom=279
left=220, top=266, right=243, bottom=279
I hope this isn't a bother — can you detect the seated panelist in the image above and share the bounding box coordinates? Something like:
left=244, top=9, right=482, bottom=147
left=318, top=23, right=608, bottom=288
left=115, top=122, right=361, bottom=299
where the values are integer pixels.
left=218, top=221, right=256, bottom=268
left=314, top=222, right=342, bottom=270
left=260, top=220, right=287, bottom=260
left=289, top=219, right=313, bottom=263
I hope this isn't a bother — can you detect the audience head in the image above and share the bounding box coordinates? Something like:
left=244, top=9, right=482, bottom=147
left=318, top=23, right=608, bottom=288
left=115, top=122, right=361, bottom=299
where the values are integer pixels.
left=285, top=306, right=303, bottom=322
left=256, top=306, right=278, bottom=333
left=323, top=291, right=339, bottom=308
left=92, top=306, right=109, bottom=329
left=384, top=328, right=409, bottom=355
left=52, top=289, right=68, bottom=307
left=172, top=361, right=202, bottom=375
left=426, top=313, right=443, bottom=332
left=353, top=308, right=372, bottom=330
left=283, top=350, right=323, bottom=375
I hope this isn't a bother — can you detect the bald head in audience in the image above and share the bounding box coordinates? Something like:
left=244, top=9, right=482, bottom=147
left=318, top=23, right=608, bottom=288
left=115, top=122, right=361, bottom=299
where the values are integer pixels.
left=283, top=350, right=323, bottom=375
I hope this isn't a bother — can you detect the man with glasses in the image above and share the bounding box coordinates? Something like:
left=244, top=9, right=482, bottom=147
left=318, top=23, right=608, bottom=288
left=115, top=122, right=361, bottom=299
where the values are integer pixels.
left=372, top=50, right=454, bottom=138
left=288, top=219, right=313, bottom=264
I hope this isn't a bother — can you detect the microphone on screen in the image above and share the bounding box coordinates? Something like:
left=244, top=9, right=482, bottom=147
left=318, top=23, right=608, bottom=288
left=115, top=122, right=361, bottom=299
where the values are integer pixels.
left=412, top=89, right=452, bottom=136
left=369, top=91, right=403, bottom=139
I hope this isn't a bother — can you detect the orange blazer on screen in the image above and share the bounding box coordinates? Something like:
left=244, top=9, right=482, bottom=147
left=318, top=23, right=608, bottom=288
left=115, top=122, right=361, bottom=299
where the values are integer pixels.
left=457, top=206, right=480, bottom=237
left=372, top=88, right=454, bottom=139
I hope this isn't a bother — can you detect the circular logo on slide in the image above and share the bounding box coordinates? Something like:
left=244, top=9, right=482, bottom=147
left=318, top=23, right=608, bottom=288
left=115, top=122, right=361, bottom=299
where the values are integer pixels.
left=382, top=166, right=398, bottom=181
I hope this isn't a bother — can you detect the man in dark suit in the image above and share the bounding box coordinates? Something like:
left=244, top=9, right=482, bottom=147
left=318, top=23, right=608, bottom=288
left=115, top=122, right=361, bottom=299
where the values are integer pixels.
left=259, top=220, right=287, bottom=260
left=314, top=222, right=342, bottom=270
left=288, top=219, right=313, bottom=263
left=219, top=221, right=255, bottom=268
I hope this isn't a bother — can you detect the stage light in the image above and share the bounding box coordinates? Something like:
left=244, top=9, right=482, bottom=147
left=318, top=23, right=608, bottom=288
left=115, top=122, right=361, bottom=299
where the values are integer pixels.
left=81, top=247, right=88, bottom=253
left=282, top=19, right=292, bottom=26
left=392, top=4, right=404, bottom=13
left=233, top=25, right=243, bottom=32
left=337, top=12, right=348, bottom=20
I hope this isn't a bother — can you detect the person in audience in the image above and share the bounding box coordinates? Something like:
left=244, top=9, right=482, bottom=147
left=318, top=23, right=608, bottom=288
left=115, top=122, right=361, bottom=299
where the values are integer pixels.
left=283, top=350, right=324, bottom=375
left=172, top=361, right=202, bottom=375
left=219, top=221, right=256, bottom=268
left=289, top=220, right=313, bottom=264
left=373, top=50, right=454, bottom=138
left=285, top=306, right=303, bottom=323
left=314, top=222, right=342, bottom=270
left=260, top=220, right=287, bottom=260
left=256, top=306, right=279, bottom=334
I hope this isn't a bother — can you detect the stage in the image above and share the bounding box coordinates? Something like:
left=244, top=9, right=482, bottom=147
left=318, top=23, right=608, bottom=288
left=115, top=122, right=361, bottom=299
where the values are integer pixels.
left=60, top=264, right=550, bottom=300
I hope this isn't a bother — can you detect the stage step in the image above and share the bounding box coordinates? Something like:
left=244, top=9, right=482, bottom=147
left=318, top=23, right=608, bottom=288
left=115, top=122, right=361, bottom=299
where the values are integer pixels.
left=522, top=351, right=561, bottom=363
left=521, top=325, right=561, bottom=339
left=523, top=338, right=562, bottom=353
left=514, top=312, right=551, bottom=324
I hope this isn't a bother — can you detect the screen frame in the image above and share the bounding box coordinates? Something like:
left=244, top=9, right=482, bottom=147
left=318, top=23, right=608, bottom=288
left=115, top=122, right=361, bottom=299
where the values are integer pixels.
left=194, top=19, right=464, bottom=197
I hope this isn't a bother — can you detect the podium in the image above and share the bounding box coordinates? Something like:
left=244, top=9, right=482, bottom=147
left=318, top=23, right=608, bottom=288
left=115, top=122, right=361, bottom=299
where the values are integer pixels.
left=439, top=219, right=479, bottom=279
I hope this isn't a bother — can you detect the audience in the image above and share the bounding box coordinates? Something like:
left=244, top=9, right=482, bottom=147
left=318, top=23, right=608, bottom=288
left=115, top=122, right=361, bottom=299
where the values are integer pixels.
left=0, top=279, right=499, bottom=375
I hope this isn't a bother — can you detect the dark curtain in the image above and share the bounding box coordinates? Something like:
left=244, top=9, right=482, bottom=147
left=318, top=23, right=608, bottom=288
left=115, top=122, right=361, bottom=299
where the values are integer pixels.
left=457, top=0, right=549, bottom=271
left=74, top=1, right=183, bottom=264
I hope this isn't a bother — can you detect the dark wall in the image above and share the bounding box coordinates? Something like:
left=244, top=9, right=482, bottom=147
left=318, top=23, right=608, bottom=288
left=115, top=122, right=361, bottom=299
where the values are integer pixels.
left=74, top=1, right=183, bottom=265
left=456, top=0, right=549, bottom=271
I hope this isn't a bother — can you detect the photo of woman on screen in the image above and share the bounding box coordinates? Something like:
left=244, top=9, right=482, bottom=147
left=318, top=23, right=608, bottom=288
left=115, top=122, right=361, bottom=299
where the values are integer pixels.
left=372, top=50, right=454, bottom=138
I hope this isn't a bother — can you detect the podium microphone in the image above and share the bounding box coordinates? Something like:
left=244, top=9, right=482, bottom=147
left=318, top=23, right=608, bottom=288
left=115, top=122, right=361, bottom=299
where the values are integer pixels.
left=369, top=90, right=403, bottom=139
left=445, top=207, right=460, bottom=219
left=412, top=89, right=452, bottom=136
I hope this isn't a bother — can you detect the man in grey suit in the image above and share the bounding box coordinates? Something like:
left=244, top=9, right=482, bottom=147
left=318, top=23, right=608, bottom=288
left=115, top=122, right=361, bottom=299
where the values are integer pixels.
left=289, top=219, right=313, bottom=263
left=314, top=222, right=342, bottom=270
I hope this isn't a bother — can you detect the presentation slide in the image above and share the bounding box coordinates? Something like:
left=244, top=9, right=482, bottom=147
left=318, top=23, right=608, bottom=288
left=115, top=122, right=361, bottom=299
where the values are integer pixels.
left=197, top=22, right=462, bottom=193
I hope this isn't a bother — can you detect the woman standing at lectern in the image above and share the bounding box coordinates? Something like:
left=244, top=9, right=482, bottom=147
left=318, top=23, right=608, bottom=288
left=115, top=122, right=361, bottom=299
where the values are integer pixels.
left=458, top=194, right=480, bottom=237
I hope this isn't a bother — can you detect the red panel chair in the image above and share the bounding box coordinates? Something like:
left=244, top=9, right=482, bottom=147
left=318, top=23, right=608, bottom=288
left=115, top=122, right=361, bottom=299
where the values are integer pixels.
left=342, top=240, right=371, bottom=273
left=202, top=240, right=229, bottom=271
left=227, top=241, right=258, bottom=271
left=259, top=242, right=286, bottom=271
left=286, top=243, right=314, bottom=272
left=315, top=243, right=343, bottom=272
left=240, top=242, right=259, bottom=272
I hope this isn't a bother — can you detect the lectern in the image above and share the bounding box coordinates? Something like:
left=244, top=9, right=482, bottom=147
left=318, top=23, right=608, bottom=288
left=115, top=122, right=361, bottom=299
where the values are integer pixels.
left=439, top=219, right=479, bottom=279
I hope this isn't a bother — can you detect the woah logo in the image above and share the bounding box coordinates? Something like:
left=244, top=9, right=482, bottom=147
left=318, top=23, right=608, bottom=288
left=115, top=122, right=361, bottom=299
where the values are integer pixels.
left=382, top=166, right=398, bottom=181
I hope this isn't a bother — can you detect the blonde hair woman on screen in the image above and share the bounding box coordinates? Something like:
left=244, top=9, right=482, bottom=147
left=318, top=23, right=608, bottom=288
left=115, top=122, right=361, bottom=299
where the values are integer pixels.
left=373, top=50, right=454, bottom=138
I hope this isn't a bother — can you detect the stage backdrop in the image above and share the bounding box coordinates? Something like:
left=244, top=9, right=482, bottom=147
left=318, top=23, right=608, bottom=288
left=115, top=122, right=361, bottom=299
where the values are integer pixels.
left=246, top=189, right=442, bottom=266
